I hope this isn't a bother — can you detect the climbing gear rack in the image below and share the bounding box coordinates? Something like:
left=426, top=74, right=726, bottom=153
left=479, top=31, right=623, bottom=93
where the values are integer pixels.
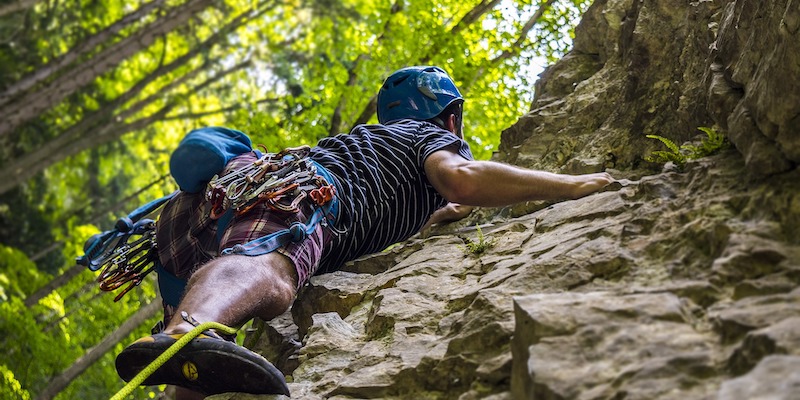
left=205, top=145, right=336, bottom=219
left=78, top=146, right=339, bottom=303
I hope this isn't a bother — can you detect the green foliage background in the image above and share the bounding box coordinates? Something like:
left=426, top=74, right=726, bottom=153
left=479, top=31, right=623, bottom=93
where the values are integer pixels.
left=0, top=0, right=590, bottom=398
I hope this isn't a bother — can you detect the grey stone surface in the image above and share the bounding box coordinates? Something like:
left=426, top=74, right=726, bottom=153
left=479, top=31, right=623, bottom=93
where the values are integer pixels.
left=717, top=355, right=800, bottom=400
left=215, top=0, right=800, bottom=398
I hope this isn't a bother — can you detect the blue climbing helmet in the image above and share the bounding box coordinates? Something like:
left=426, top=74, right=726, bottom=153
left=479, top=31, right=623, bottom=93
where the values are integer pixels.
left=377, top=66, right=464, bottom=124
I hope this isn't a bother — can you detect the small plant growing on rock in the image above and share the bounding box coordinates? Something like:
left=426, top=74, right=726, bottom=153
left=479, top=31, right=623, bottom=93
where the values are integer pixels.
left=644, top=134, right=687, bottom=168
left=459, top=225, right=495, bottom=256
left=685, top=127, right=729, bottom=158
left=645, top=127, right=729, bottom=169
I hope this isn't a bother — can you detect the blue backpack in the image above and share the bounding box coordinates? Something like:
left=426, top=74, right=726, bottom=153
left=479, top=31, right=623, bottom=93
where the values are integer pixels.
left=170, top=126, right=255, bottom=193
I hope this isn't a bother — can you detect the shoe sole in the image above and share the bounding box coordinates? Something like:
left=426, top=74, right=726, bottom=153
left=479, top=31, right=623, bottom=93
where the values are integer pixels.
left=116, top=336, right=289, bottom=396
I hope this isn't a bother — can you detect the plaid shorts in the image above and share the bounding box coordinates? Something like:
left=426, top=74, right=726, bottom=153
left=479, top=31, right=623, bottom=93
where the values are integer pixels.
left=155, top=153, right=329, bottom=324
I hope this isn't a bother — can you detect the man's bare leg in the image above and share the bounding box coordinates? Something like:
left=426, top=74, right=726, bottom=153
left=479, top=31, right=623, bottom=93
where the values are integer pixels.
left=163, top=252, right=298, bottom=335
left=157, top=253, right=297, bottom=399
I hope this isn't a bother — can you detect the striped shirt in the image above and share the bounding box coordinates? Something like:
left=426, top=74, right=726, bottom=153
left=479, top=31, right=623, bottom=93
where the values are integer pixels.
left=309, top=120, right=473, bottom=273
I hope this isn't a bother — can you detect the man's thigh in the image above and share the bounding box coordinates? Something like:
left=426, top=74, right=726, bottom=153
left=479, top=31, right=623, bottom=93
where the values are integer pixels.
left=219, top=202, right=329, bottom=288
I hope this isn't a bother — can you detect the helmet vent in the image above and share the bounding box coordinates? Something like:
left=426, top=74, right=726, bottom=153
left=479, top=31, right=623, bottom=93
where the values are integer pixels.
left=387, top=100, right=402, bottom=109
left=418, top=85, right=438, bottom=100
left=391, top=76, right=410, bottom=87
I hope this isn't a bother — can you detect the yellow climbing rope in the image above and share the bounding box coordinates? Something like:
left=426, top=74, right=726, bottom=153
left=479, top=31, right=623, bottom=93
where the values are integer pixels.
left=109, top=321, right=238, bottom=400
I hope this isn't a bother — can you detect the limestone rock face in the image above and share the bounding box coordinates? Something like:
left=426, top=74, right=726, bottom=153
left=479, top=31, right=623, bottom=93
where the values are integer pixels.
left=498, top=0, right=800, bottom=178
left=707, top=0, right=800, bottom=175
left=498, top=0, right=719, bottom=174
left=218, top=0, right=800, bottom=398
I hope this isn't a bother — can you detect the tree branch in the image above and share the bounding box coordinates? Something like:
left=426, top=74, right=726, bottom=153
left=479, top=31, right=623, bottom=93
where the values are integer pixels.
left=61, top=60, right=252, bottom=163
left=343, top=1, right=403, bottom=130
left=0, top=0, right=167, bottom=107
left=164, top=97, right=280, bottom=121
left=0, top=59, right=210, bottom=195
left=449, top=0, right=503, bottom=36
left=0, top=0, right=214, bottom=137
left=490, top=0, right=557, bottom=64
left=328, top=54, right=367, bottom=136
left=352, top=95, right=378, bottom=127
left=350, top=0, right=505, bottom=127
left=0, top=0, right=41, bottom=18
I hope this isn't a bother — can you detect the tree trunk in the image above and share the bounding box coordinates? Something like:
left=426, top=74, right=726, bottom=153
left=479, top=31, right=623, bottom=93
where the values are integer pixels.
left=0, top=0, right=214, bottom=137
left=0, top=0, right=167, bottom=107
left=44, top=290, right=103, bottom=333
left=352, top=95, right=378, bottom=128
left=0, top=61, right=208, bottom=195
left=0, top=7, right=261, bottom=195
left=24, top=264, right=84, bottom=307
left=449, top=0, right=503, bottom=36
left=328, top=55, right=366, bottom=136
left=57, top=60, right=250, bottom=165
left=0, top=0, right=41, bottom=18
left=33, top=298, right=162, bottom=400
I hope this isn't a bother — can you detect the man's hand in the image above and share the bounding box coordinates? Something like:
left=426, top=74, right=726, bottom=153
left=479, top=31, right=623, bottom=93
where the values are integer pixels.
left=420, top=203, right=474, bottom=233
left=569, top=172, right=615, bottom=199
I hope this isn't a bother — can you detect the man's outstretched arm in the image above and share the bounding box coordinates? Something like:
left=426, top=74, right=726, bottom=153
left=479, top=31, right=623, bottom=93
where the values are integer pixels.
left=424, top=149, right=614, bottom=207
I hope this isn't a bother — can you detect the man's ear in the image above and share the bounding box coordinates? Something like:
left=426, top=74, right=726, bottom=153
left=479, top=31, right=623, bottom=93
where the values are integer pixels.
left=445, top=114, right=458, bottom=135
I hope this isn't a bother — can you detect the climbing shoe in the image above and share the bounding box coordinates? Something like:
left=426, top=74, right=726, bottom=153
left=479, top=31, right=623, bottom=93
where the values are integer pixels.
left=115, top=332, right=290, bottom=396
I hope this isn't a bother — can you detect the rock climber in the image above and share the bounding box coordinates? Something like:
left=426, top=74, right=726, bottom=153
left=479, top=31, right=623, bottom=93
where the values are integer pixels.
left=115, top=65, right=614, bottom=399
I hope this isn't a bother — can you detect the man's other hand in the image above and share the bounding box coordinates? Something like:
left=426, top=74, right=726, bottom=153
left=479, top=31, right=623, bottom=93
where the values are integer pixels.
left=570, top=172, right=615, bottom=199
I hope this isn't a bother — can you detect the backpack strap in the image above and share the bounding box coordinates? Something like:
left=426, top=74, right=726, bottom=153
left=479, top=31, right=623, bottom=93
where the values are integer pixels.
left=155, top=260, right=187, bottom=307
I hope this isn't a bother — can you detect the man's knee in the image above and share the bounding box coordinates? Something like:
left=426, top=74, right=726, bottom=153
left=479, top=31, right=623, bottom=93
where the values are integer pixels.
left=245, top=253, right=299, bottom=318
left=192, top=253, right=298, bottom=300
left=253, top=252, right=299, bottom=293
left=199, top=252, right=294, bottom=279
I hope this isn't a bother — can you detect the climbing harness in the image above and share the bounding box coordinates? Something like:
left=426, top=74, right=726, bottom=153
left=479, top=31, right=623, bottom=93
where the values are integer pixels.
left=204, top=145, right=340, bottom=257
left=109, top=312, right=239, bottom=400
left=78, top=146, right=339, bottom=304
left=152, top=147, right=339, bottom=305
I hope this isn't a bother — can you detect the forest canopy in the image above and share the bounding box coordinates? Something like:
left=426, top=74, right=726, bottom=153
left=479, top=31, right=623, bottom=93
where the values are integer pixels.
left=0, top=0, right=589, bottom=398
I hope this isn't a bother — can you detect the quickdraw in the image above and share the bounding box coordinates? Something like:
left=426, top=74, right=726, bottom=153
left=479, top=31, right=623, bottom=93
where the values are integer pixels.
left=205, top=145, right=336, bottom=219
left=95, top=223, right=158, bottom=301
left=77, top=193, right=175, bottom=302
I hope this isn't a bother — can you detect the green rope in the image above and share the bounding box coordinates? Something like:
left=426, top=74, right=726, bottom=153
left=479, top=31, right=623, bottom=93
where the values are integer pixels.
left=110, top=322, right=238, bottom=400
